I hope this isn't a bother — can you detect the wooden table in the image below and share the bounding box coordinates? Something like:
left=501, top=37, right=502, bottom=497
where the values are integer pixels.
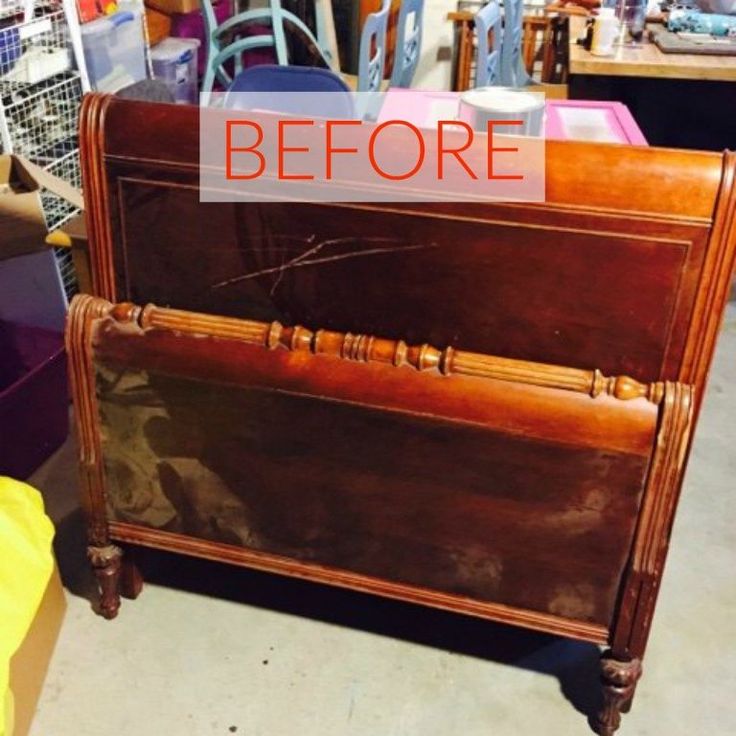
left=568, top=17, right=736, bottom=149
left=569, top=18, right=736, bottom=81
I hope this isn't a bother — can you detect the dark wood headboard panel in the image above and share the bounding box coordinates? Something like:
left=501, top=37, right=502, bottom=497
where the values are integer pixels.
left=79, top=94, right=736, bottom=407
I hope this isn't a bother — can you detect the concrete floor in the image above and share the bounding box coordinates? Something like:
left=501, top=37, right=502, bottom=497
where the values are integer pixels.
left=28, top=305, right=736, bottom=736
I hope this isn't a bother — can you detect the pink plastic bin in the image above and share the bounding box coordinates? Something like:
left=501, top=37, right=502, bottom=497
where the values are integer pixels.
left=545, top=100, right=648, bottom=145
left=377, top=89, right=648, bottom=146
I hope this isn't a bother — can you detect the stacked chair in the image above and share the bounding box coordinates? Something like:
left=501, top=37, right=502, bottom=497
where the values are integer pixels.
left=202, top=0, right=426, bottom=103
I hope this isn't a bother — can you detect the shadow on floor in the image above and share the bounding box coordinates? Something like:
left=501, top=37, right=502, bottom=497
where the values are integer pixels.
left=53, top=517, right=603, bottom=725
left=38, top=431, right=603, bottom=730
left=53, top=509, right=98, bottom=605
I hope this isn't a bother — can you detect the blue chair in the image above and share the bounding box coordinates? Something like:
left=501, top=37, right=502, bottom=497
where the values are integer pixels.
left=499, top=0, right=532, bottom=87
left=356, top=0, right=392, bottom=92
left=474, top=1, right=502, bottom=87
left=200, top=0, right=333, bottom=106
left=224, top=64, right=355, bottom=118
left=390, top=0, right=424, bottom=88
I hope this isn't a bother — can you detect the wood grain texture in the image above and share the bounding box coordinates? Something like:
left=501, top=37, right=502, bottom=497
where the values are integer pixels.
left=109, top=520, right=609, bottom=643
left=78, top=95, right=736, bottom=420
left=65, top=293, right=113, bottom=547
left=116, top=301, right=666, bottom=404
left=611, top=381, right=694, bottom=659
left=67, top=297, right=692, bottom=653
left=74, top=95, right=726, bottom=729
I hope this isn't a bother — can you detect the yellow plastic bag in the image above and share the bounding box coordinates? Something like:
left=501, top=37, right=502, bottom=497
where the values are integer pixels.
left=0, top=477, right=55, bottom=736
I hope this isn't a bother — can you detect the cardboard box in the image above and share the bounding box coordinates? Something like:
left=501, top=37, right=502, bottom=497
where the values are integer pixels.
left=0, top=155, right=84, bottom=262
left=8, top=565, right=66, bottom=736
left=146, top=5, right=173, bottom=45
left=145, top=0, right=203, bottom=15
left=46, top=213, right=91, bottom=294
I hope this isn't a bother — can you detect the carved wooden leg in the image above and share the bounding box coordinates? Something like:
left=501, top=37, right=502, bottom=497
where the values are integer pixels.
left=88, top=544, right=122, bottom=619
left=594, top=651, right=643, bottom=736
left=119, top=545, right=144, bottom=600
left=620, top=693, right=635, bottom=715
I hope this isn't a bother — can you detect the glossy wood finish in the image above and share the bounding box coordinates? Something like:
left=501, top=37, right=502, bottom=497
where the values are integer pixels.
left=68, top=295, right=694, bottom=734
left=79, top=95, right=736, bottom=421
left=75, top=95, right=736, bottom=733
left=128, top=301, right=667, bottom=404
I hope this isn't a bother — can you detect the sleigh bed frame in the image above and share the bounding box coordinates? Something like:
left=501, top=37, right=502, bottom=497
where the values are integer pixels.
left=72, top=93, right=736, bottom=734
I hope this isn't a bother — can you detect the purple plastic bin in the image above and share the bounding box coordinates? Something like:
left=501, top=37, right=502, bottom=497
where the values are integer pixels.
left=0, top=249, right=69, bottom=479
left=170, top=0, right=233, bottom=76
left=0, top=324, right=68, bottom=479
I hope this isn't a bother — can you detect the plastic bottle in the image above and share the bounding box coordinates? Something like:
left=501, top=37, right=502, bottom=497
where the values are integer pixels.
left=591, top=7, right=620, bottom=56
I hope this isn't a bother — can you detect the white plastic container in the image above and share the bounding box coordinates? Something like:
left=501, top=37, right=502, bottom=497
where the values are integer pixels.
left=150, top=37, right=200, bottom=105
left=591, top=7, right=620, bottom=57
left=458, top=87, right=546, bottom=137
left=81, top=5, right=147, bottom=93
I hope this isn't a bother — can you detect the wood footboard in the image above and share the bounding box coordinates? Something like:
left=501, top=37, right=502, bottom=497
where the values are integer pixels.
left=67, top=295, right=692, bottom=658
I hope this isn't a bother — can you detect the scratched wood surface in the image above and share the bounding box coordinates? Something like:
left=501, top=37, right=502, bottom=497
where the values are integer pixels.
left=80, top=95, right=736, bottom=412
left=74, top=95, right=730, bottom=734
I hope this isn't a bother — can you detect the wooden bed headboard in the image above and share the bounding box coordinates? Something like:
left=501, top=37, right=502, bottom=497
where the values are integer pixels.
left=79, top=94, right=736, bottom=413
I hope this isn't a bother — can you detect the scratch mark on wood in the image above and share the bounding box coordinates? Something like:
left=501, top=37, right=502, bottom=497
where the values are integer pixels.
left=210, top=236, right=439, bottom=292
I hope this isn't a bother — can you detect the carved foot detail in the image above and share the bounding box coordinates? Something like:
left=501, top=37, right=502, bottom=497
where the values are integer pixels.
left=620, top=694, right=634, bottom=715
left=594, top=652, right=642, bottom=736
left=88, top=544, right=122, bottom=619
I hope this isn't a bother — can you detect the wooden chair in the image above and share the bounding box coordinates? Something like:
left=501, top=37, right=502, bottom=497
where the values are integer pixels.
left=448, top=9, right=476, bottom=91
left=450, top=4, right=571, bottom=91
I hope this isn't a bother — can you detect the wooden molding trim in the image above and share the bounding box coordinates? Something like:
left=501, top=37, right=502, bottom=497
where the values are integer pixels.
left=66, top=293, right=114, bottom=546
left=98, top=299, right=667, bottom=404
left=631, top=382, right=694, bottom=577
left=611, top=381, right=694, bottom=658
left=79, top=93, right=116, bottom=300
left=107, top=520, right=610, bottom=644
left=682, top=150, right=736, bottom=416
